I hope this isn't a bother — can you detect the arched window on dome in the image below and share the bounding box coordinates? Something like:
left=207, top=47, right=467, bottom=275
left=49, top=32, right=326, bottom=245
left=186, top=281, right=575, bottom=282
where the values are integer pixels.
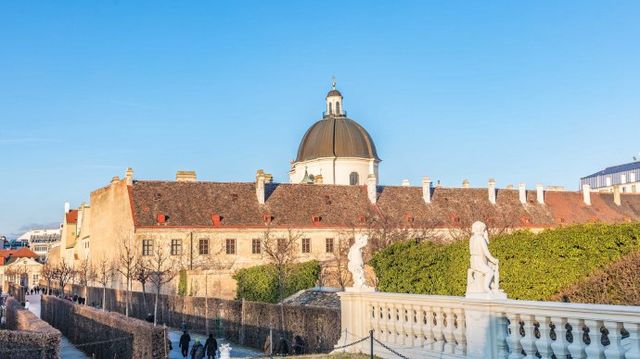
left=336, top=101, right=341, bottom=115
left=349, top=172, right=359, bottom=185
left=329, top=103, right=333, bottom=115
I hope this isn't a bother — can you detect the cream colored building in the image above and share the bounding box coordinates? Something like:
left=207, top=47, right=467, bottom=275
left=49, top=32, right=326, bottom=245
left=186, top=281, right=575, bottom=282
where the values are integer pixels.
left=50, top=84, right=640, bottom=299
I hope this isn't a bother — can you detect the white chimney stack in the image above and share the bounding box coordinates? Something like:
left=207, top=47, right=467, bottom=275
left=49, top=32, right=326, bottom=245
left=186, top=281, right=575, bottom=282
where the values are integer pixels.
left=367, top=174, right=377, bottom=204
left=582, top=184, right=591, bottom=206
left=613, top=185, right=621, bottom=206
left=64, top=202, right=70, bottom=214
left=401, top=179, right=410, bottom=187
left=422, top=176, right=432, bottom=204
left=462, top=179, right=470, bottom=188
left=536, top=184, right=545, bottom=204
left=125, top=167, right=134, bottom=186
left=518, top=183, right=526, bottom=204
left=488, top=178, right=496, bottom=204
left=176, top=170, right=197, bottom=182
left=256, top=171, right=266, bottom=205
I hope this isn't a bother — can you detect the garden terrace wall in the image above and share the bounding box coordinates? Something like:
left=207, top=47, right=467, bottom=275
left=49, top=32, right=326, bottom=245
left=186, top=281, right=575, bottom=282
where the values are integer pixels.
left=8, top=282, right=25, bottom=303
left=72, top=285, right=341, bottom=353
left=0, top=296, right=61, bottom=359
left=41, top=296, right=167, bottom=359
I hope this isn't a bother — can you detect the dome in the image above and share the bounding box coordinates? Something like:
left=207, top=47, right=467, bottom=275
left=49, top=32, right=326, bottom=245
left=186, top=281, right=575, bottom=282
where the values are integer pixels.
left=296, top=116, right=380, bottom=162
left=326, top=89, right=342, bottom=98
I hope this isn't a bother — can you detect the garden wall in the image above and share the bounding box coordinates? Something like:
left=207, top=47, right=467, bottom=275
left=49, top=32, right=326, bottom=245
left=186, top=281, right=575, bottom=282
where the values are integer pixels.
left=0, top=296, right=61, bottom=359
left=41, top=296, right=167, bottom=359
left=70, top=284, right=340, bottom=353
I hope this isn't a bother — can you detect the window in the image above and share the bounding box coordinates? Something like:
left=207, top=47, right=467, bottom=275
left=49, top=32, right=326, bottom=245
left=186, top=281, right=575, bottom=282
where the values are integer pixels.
left=198, top=239, right=209, bottom=255
left=142, top=239, right=153, bottom=256
left=252, top=239, right=261, bottom=254
left=32, top=274, right=39, bottom=283
left=325, top=238, right=334, bottom=253
left=336, top=101, right=341, bottom=114
left=349, top=172, right=359, bottom=185
left=226, top=239, right=236, bottom=255
left=631, top=173, right=637, bottom=183
left=621, top=174, right=627, bottom=184
left=170, top=239, right=182, bottom=256
left=329, top=103, right=333, bottom=114
left=302, top=238, right=311, bottom=253
left=277, top=237, right=286, bottom=250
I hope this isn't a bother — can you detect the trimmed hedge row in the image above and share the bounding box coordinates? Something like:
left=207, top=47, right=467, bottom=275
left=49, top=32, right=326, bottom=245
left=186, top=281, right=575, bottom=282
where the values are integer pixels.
left=371, top=223, right=640, bottom=301
left=233, top=260, right=321, bottom=303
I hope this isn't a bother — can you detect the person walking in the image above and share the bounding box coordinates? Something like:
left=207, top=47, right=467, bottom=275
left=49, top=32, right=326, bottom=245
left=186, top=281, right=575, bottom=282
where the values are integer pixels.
left=190, top=339, right=205, bottom=359
left=204, top=334, right=217, bottom=359
left=179, top=330, right=191, bottom=358
left=24, top=300, right=30, bottom=310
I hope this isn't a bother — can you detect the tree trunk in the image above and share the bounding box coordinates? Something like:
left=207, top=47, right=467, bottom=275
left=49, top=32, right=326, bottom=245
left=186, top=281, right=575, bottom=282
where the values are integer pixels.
left=125, top=277, right=130, bottom=317
left=154, top=288, right=160, bottom=326
left=141, top=282, right=148, bottom=314
left=84, top=285, right=88, bottom=306
left=102, top=286, right=106, bottom=311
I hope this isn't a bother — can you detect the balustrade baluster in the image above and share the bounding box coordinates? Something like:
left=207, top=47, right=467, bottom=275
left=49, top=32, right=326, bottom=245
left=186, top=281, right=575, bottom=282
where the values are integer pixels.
left=424, top=306, right=435, bottom=351
left=371, top=302, right=381, bottom=339
left=443, top=307, right=456, bottom=354
left=433, top=308, right=445, bottom=352
left=584, top=319, right=605, bottom=359
left=535, top=315, right=553, bottom=359
left=402, top=304, right=412, bottom=346
left=453, top=307, right=466, bottom=356
left=381, top=304, right=389, bottom=343
left=411, top=304, right=424, bottom=348
left=567, top=318, right=587, bottom=359
left=393, top=304, right=401, bottom=345
left=506, top=312, right=524, bottom=359
left=624, top=323, right=640, bottom=359
left=495, top=314, right=509, bottom=359
left=520, top=314, right=537, bottom=357
left=603, top=321, right=624, bottom=359
left=550, top=317, right=570, bottom=359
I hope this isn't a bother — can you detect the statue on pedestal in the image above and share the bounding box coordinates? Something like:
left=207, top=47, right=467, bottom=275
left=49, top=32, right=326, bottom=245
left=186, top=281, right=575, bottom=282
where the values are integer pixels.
left=466, top=221, right=506, bottom=299
left=346, top=234, right=374, bottom=292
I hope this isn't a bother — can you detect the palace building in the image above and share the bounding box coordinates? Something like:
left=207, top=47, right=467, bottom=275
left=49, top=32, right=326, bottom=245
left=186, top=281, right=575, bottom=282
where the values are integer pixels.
left=47, top=84, right=640, bottom=299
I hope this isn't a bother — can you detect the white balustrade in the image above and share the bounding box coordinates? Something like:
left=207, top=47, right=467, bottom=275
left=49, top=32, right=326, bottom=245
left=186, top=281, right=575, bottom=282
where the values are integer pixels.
left=337, top=291, right=640, bottom=359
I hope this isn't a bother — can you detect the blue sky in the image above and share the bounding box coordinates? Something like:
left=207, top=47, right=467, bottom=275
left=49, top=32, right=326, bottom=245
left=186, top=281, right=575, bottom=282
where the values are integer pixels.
left=1, top=1, right=639, bottom=237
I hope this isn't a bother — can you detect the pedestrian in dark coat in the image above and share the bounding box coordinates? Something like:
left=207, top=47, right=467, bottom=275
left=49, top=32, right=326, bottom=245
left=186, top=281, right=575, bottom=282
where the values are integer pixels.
left=179, top=330, right=191, bottom=358
left=190, top=340, right=205, bottom=359
left=204, top=334, right=217, bottom=359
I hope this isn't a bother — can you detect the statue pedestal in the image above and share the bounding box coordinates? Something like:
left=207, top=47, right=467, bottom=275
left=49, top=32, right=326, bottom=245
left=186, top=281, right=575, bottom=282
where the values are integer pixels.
left=345, top=286, right=375, bottom=293
left=465, top=290, right=507, bottom=300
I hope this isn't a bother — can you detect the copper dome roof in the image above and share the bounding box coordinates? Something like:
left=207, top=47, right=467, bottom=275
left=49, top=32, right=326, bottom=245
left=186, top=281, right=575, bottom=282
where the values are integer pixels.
left=296, top=116, right=380, bottom=162
left=326, top=89, right=343, bottom=97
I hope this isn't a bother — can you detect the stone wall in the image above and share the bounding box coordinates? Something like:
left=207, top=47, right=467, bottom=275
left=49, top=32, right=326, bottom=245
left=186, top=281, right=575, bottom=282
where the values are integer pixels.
left=41, top=296, right=167, bottom=359
left=8, top=282, right=25, bottom=303
left=72, top=284, right=341, bottom=353
left=0, top=297, right=61, bottom=359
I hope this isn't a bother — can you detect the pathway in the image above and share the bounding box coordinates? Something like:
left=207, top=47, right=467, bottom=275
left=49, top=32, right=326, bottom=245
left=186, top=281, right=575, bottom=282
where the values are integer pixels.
left=167, top=329, right=262, bottom=358
left=25, top=294, right=89, bottom=359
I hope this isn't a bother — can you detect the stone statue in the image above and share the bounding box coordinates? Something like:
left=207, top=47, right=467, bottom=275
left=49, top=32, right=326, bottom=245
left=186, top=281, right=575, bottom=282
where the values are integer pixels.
left=346, top=234, right=373, bottom=292
left=466, top=221, right=506, bottom=299
left=219, top=343, right=232, bottom=359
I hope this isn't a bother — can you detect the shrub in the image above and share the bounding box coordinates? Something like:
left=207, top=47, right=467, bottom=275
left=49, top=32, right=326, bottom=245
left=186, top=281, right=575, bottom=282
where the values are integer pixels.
left=178, top=269, right=187, bottom=296
left=371, top=223, right=640, bottom=301
left=234, top=260, right=321, bottom=303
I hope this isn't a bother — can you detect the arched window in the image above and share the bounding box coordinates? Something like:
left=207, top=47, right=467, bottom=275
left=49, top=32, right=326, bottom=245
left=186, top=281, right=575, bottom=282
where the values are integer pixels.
left=328, top=103, right=333, bottom=115
left=349, top=172, right=359, bottom=185
left=336, top=101, right=341, bottom=115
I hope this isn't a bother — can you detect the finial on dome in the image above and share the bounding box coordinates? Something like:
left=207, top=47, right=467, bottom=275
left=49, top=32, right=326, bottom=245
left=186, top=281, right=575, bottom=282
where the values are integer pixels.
left=332, top=75, right=336, bottom=90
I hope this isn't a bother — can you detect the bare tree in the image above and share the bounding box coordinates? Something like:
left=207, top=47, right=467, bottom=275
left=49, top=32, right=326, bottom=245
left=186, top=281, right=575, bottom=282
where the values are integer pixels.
left=96, top=258, right=115, bottom=311
left=40, top=262, right=55, bottom=294
left=53, top=260, right=76, bottom=296
left=134, top=259, right=152, bottom=315
left=77, top=258, right=95, bottom=305
left=261, top=227, right=302, bottom=303
left=146, top=243, right=177, bottom=326
left=116, top=234, right=138, bottom=317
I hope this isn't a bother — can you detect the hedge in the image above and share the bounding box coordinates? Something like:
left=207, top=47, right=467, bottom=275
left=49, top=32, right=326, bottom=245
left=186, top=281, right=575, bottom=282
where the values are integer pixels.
left=370, top=223, right=640, bottom=301
left=234, top=260, right=321, bottom=303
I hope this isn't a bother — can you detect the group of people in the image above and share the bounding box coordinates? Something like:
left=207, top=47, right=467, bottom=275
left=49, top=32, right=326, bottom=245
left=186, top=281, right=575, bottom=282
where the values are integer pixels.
left=179, top=330, right=218, bottom=359
left=263, top=335, right=307, bottom=356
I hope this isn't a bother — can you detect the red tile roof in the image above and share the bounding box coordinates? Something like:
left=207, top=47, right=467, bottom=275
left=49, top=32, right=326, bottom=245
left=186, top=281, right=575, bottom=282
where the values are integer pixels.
left=65, top=209, right=79, bottom=224
left=0, top=247, right=38, bottom=266
left=129, top=181, right=640, bottom=229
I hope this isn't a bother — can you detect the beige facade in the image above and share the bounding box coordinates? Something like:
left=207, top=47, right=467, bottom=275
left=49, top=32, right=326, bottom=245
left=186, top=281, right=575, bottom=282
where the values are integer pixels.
left=0, top=257, right=42, bottom=291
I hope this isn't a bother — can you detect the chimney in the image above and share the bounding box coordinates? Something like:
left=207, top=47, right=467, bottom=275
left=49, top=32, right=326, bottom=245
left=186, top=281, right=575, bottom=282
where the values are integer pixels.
left=367, top=174, right=377, bottom=204
left=256, top=171, right=266, bottom=205
left=536, top=184, right=545, bottom=204
left=462, top=179, right=470, bottom=188
left=111, top=176, right=120, bottom=184
left=176, top=170, right=197, bottom=182
left=582, top=184, right=591, bottom=206
left=64, top=202, right=70, bottom=214
left=518, top=183, right=526, bottom=204
left=613, top=185, right=621, bottom=206
left=125, top=167, right=134, bottom=186
left=488, top=178, right=496, bottom=204
left=401, top=179, right=410, bottom=187
left=422, top=176, right=432, bottom=204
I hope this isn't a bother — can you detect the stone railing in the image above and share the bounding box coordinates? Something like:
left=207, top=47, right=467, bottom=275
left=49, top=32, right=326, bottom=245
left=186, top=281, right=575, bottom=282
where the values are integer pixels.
left=337, top=291, right=640, bottom=359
